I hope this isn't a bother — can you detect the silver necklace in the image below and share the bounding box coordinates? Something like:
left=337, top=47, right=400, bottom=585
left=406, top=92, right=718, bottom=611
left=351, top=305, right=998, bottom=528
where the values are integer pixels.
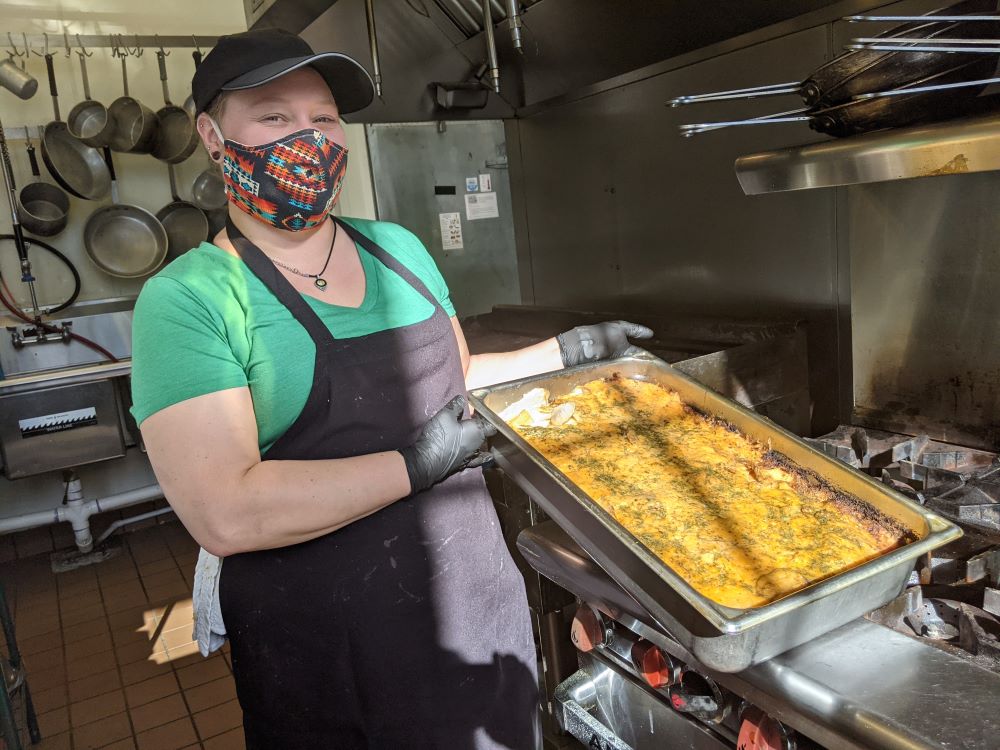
left=268, top=220, right=338, bottom=291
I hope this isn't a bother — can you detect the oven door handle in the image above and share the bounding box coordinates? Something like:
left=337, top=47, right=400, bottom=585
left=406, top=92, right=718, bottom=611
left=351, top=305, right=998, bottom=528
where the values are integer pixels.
left=554, top=669, right=636, bottom=750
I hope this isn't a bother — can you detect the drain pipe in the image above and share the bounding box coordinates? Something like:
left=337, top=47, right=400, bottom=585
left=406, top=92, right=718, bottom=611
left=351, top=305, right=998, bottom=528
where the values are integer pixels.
left=94, top=506, right=175, bottom=548
left=0, top=482, right=163, bottom=552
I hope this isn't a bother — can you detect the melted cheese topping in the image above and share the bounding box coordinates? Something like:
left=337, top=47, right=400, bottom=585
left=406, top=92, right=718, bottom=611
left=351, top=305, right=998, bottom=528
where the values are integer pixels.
left=512, top=377, right=905, bottom=609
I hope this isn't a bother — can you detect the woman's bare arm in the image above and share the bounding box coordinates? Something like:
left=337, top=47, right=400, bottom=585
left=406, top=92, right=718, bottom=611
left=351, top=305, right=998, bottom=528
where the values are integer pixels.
left=450, top=317, right=563, bottom=391
left=140, top=386, right=411, bottom=557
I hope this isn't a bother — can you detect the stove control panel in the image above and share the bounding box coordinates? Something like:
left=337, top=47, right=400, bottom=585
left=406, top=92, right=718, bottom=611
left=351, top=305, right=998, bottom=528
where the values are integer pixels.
left=564, top=603, right=819, bottom=749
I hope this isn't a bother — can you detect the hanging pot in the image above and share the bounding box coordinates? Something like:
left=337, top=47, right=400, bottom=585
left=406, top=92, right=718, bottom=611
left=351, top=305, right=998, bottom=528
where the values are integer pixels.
left=152, top=50, right=199, bottom=164
left=108, top=52, right=159, bottom=154
left=669, top=0, right=1000, bottom=108
left=17, top=130, right=69, bottom=237
left=67, top=52, right=114, bottom=148
left=191, top=161, right=227, bottom=212
left=183, top=49, right=202, bottom=120
left=679, top=54, right=1000, bottom=138
left=38, top=53, right=111, bottom=200
left=155, top=163, right=209, bottom=260
left=84, top=148, right=168, bottom=277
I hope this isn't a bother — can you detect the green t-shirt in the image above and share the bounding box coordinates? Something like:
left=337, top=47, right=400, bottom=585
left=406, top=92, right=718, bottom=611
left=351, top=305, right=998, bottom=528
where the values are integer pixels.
left=130, top=217, right=455, bottom=452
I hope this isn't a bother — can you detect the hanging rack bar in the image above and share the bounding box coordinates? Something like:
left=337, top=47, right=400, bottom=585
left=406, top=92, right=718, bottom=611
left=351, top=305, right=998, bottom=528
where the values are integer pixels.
left=845, top=14, right=1000, bottom=22
left=0, top=34, right=219, bottom=50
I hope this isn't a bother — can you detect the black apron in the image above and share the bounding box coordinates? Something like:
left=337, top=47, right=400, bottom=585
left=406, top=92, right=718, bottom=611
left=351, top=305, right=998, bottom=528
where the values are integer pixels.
left=219, top=217, right=539, bottom=750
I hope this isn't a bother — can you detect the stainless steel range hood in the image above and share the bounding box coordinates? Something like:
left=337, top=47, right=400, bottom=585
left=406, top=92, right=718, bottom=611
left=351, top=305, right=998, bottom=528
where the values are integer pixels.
left=259, top=0, right=853, bottom=122
left=735, top=112, right=1000, bottom=194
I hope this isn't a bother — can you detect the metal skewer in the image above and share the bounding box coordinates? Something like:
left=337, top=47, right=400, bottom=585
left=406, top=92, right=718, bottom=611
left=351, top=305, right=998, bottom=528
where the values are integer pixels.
left=848, top=43, right=1000, bottom=53
left=678, top=108, right=812, bottom=137
left=854, top=74, right=1000, bottom=99
left=845, top=14, right=1000, bottom=22
left=669, top=82, right=803, bottom=106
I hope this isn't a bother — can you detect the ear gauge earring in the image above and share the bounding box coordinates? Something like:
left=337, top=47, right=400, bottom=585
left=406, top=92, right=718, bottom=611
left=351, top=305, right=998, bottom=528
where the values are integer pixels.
left=211, top=151, right=221, bottom=160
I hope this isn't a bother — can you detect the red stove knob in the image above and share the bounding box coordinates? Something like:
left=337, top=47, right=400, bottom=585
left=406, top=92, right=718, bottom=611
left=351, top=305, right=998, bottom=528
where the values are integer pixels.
left=570, top=605, right=607, bottom=652
left=738, top=707, right=795, bottom=750
left=630, top=639, right=679, bottom=688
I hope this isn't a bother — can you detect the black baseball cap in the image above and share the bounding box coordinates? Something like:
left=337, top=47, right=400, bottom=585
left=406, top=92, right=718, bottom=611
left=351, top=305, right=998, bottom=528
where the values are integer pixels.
left=192, top=29, right=375, bottom=115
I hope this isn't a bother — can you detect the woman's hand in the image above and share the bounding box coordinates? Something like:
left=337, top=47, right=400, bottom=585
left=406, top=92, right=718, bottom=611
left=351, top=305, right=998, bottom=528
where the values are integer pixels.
left=399, top=396, right=497, bottom=494
left=556, top=321, right=654, bottom=367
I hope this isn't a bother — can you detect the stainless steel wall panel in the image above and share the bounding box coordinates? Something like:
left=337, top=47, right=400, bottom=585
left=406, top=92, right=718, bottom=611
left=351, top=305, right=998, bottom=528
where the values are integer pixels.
left=849, top=171, right=1000, bottom=450
left=513, top=27, right=845, bottom=433
left=366, top=121, right=521, bottom=317
left=457, top=0, right=855, bottom=110
left=301, top=0, right=516, bottom=121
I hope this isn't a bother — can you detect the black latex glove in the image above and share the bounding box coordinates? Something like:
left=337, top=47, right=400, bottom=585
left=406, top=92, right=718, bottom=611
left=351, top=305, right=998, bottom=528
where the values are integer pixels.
left=399, top=395, right=497, bottom=495
left=556, top=320, right=654, bottom=367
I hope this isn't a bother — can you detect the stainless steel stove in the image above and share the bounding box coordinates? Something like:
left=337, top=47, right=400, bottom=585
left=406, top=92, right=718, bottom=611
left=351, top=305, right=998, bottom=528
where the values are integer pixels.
left=810, top=426, right=1000, bottom=677
left=518, top=425, right=1000, bottom=750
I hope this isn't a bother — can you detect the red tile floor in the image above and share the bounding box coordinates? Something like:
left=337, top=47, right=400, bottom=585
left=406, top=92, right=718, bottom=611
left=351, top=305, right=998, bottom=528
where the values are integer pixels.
left=2, top=520, right=244, bottom=749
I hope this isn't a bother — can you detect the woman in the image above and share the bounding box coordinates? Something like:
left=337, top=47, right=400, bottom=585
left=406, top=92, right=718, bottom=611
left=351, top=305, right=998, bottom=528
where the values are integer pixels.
left=131, top=28, right=652, bottom=749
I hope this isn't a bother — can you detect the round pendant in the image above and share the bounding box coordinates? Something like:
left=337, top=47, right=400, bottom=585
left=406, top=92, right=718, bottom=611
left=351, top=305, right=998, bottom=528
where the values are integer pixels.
left=314, top=277, right=328, bottom=291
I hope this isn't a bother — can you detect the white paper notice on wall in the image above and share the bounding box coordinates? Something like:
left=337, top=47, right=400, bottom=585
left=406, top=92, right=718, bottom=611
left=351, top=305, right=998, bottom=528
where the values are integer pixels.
left=439, top=212, right=464, bottom=251
left=464, top=192, right=500, bottom=220
left=465, top=176, right=479, bottom=192
left=478, top=173, right=492, bottom=192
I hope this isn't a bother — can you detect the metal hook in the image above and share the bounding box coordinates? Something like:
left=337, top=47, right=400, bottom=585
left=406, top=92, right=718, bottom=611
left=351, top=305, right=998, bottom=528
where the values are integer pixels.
left=27, top=33, right=41, bottom=58
left=191, top=35, right=202, bottom=56
left=7, top=32, right=24, bottom=58
left=133, top=34, right=143, bottom=57
left=42, top=32, right=49, bottom=58
left=75, top=34, right=92, bottom=57
left=63, top=31, right=72, bottom=57
left=155, top=34, right=170, bottom=56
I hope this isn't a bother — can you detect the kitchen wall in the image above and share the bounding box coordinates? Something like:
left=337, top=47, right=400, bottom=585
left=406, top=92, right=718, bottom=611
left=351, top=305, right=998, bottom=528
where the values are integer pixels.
left=507, top=26, right=847, bottom=435
left=506, top=0, right=1000, bottom=443
left=848, top=172, right=1000, bottom=451
left=332, top=123, right=377, bottom=222
left=0, top=0, right=377, bottom=315
left=0, top=0, right=245, bottom=311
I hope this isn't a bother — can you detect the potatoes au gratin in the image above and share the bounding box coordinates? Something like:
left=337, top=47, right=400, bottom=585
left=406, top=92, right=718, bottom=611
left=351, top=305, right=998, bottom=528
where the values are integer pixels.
left=502, top=375, right=911, bottom=609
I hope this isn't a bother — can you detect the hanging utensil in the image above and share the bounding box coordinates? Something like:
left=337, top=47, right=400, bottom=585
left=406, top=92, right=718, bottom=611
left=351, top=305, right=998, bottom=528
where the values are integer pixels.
left=0, top=57, right=37, bottom=100
left=190, top=160, right=227, bottom=212
left=669, top=0, right=1000, bottom=108
left=83, top=148, right=168, bottom=278
left=152, top=49, right=199, bottom=163
left=0, top=116, right=43, bottom=319
left=156, top=163, right=208, bottom=260
left=679, top=55, right=1000, bottom=137
left=365, top=0, right=383, bottom=97
left=17, top=128, right=69, bottom=237
left=67, top=43, right=114, bottom=148
left=183, top=45, right=202, bottom=120
left=848, top=37, right=1000, bottom=53
left=108, top=44, right=158, bottom=154
left=38, top=52, right=111, bottom=200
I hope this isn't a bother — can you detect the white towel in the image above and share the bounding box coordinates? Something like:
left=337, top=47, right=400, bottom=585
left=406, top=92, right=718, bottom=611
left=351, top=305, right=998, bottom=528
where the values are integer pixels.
left=192, top=547, right=227, bottom=656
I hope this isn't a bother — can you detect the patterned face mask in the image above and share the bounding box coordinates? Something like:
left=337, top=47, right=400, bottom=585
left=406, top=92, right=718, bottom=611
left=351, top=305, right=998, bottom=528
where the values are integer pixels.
left=212, top=122, right=349, bottom=232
